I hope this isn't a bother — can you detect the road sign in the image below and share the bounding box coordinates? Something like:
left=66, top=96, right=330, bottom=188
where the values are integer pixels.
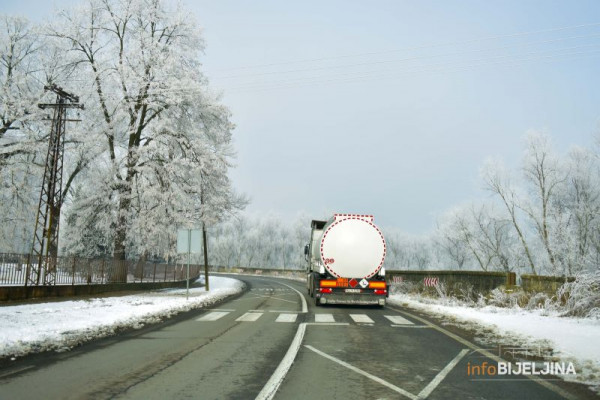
left=424, top=277, right=439, bottom=287
left=177, top=228, right=203, bottom=300
left=177, top=229, right=202, bottom=254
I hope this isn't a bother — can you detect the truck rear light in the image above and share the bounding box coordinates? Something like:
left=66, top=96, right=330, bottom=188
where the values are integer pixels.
left=320, top=279, right=337, bottom=288
left=369, top=281, right=386, bottom=289
left=374, top=289, right=387, bottom=295
left=320, top=288, right=333, bottom=293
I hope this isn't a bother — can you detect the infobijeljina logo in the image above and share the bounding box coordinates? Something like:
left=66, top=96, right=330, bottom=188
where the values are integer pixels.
left=467, top=345, right=577, bottom=379
left=467, top=361, right=577, bottom=377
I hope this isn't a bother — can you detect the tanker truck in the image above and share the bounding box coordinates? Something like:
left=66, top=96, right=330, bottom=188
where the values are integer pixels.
left=304, top=214, right=387, bottom=306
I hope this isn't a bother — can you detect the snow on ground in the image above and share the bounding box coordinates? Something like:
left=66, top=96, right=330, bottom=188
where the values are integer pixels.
left=389, top=293, right=600, bottom=391
left=0, top=276, right=244, bottom=360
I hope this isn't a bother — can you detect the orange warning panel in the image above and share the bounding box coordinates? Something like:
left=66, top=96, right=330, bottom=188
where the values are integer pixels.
left=336, top=278, right=348, bottom=287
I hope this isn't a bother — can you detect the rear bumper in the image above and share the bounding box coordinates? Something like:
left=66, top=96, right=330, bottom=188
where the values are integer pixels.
left=317, top=293, right=385, bottom=306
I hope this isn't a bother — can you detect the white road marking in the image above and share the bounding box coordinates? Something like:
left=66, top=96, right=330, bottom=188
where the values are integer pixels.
left=0, top=365, right=35, bottom=379
left=236, top=312, right=263, bottom=322
left=268, top=280, right=308, bottom=313
left=349, top=314, right=374, bottom=324
left=255, top=323, right=307, bottom=400
left=387, top=306, right=578, bottom=400
left=275, top=313, right=298, bottom=323
left=391, top=325, right=432, bottom=328
left=304, top=345, right=417, bottom=400
left=305, top=322, right=349, bottom=326
left=237, top=295, right=297, bottom=304
left=418, top=349, right=469, bottom=399
left=315, top=314, right=335, bottom=323
left=384, top=315, right=413, bottom=325
left=196, top=311, right=230, bottom=321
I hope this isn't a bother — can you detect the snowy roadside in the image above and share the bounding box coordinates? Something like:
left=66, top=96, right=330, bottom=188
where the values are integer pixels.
left=0, top=276, right=244, bottom=360
left=389, top=293, right=600, bottom=392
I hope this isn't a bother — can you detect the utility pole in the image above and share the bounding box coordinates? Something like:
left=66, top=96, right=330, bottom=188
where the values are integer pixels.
left=202, top=222, right=209, bottom=291
left=25, top=85, right=83, bottom=287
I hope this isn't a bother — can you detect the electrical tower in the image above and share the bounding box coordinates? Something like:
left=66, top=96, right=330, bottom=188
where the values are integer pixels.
left=26, top=85, right=83, bottom=286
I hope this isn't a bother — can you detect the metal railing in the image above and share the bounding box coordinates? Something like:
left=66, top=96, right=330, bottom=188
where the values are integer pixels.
left=0, top=253, right=201, bottom=287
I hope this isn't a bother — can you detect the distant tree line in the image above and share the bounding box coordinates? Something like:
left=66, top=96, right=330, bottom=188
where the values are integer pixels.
left=209, top=132, right=600, bottom=277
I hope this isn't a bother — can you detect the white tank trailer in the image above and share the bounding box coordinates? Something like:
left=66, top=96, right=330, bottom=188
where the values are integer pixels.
left=305, top=214, right=387, bottom=306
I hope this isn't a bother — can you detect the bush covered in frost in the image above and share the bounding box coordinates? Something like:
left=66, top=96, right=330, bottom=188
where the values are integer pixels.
left=557, top=270, right=600, bottom=318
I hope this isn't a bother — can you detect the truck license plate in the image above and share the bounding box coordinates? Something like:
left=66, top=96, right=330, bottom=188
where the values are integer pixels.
left=345, top=289, right=361, bottom=293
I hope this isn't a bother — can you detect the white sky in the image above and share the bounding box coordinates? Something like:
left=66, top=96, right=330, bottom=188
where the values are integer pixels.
left=4, top=0, right=600, bottom=233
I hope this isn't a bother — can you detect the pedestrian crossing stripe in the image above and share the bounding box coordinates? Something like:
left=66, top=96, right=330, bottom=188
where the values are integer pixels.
left=315, top=314, right=335, bottom=323
left=196, top=311, right=230, bottom=321
left=350, top=314, right=374, bottom=324
left=236, top=312, right=263, bottom=322
left=384, top=315, right=414, bottom=325
left=275, top=314, right=298, bottom=323
left=196, top=311, right=419, bottom=326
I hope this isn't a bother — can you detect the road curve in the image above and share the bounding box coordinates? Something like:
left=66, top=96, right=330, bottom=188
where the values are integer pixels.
left=0, top=275, right=592, bottom=399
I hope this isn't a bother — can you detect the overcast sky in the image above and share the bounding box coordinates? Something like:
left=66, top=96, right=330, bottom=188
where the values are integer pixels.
left=5, top=0, right=600, bottom=233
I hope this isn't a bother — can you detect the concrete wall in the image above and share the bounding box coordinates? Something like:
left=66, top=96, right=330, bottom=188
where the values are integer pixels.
left=386, top=270, right=516, bottom=294
left=211, top=266, right=516, bottom=296
left=520, top=274, right=574, bottom=295
left=0, top=279, right=194, bottom=301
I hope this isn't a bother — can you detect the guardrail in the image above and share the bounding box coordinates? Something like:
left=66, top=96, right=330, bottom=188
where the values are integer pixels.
left=0, top=253, right=201, bottom=287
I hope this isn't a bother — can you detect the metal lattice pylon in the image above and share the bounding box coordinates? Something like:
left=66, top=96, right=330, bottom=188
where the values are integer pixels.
left=25, top=85, right=83, bottom=286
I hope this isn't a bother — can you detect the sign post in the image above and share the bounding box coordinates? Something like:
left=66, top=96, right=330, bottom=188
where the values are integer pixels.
left=177, top=228, right=203, bottom=299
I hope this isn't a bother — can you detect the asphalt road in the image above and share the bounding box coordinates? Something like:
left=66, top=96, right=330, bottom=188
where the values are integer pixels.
left=0, top=275, right=592, bottom=399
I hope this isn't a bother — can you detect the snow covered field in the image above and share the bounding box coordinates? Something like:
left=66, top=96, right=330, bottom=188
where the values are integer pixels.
left=0, top=276, right=244, bottom=360
left=389, top=293, right=600, bottom=391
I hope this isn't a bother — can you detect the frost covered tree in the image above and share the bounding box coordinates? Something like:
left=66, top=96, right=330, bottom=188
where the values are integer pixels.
left=437, top=203, right=522, bottom=272
left=519, top=132, right=564, bottom=273
left=47, top=0, right=242, bottom=265
left=553, top=146, right=600, bottom=274
left=206, top=214, right=311, bottom=270
left=481, top=157, right=538, bottom=274
left=0, top=15, right=53, bottom=251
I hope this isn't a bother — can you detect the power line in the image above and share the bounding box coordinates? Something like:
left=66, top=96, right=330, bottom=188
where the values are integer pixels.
left=225, top=49, right=600, bottom=94
left=207, top=22, right=600, bottom=73
left=209, top=33, right=600, bottom=80
left=214, top=43, right=600, bottom=90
